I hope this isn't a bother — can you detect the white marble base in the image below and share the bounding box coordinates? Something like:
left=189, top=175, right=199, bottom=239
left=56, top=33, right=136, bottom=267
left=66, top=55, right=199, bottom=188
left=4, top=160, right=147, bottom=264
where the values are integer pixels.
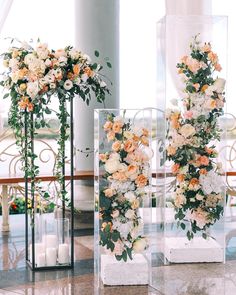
left=101, top=254, right=148, bottom=285
left=165, top=237, right=224, bottom=263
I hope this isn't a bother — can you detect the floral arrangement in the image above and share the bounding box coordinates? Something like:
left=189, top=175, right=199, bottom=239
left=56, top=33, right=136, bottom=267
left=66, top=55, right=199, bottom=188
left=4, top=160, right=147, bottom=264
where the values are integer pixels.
left=166, top=35, right=225, bottom=240
left=0, top=39, right=110, bottom=211
left=98, top=111, right=152, bottom=261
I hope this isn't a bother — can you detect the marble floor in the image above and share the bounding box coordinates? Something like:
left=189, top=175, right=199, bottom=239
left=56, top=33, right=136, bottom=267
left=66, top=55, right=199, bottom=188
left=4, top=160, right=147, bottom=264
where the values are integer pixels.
left=1, top=214, right=236, bottom=295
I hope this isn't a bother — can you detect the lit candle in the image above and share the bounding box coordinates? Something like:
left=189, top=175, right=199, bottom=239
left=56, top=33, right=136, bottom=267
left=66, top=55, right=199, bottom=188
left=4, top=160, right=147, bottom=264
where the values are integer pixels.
left=42, top=234, right=58, bottom=249
left=36, top=252, right=46, bottom=267
left=58, top=243, right=70, bottom=264
left=46, top=247, right=57, bottom=266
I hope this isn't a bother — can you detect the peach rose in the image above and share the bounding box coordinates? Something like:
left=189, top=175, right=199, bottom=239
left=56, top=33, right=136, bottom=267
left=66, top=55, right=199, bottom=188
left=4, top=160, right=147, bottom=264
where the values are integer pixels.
left=186, top=57, right=200, bottom=73
left=183, top=110, right=193, bottom=120
left=214, top=63, right=222, bottom=72
left=141, top=136, right=149, bottom=146
left=135, top=174, right=148, bottom=187
left=201, top=43, right=211, bottom=52
left=104, top=188, right=115, bottom=198
left=201, top=84, right=209, bottom=92
left=112, top=122, right=123, bottom=134
left=142, top=128, right=149, bottom=137
left=181, top=55, right=188, bottom=64
left=177, top=174, right=185, bottom=182
left=197, top=155, right=209, bottom=166
left=179, top=124, right=196, bottom=138
left=107, top=131, right=115, bottom=142
left=112, top=141, right=121, bottom=152
left=99, top=153, right=107, bottom=162
left=112, top=172, right=127, bottom=182
left=73, top=64, right=80, bottom=75
left=199, top=168, right=207, bottom=175
left=124, top=140, right=137, bottom=153
left=131, top=199, right=140, bottom=209
left=208, top=51, right=218, bottom=64
left=171, top=163, right=180, bottom=174
left=193, top=83, right=200, bottom=91
left=103, top=121, right=113, bottom=131
left=27, top=103, right=34, bottom=112
left=167, top=145, right=176, bottom=156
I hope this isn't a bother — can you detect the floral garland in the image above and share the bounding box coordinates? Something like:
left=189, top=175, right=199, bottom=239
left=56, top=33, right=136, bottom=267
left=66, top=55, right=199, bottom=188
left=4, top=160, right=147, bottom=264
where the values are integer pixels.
left=0, top=39, right=110, bottom=211
left=166, top=35, right=225, bottom=240
left=99, top=112, right=152, bottom=261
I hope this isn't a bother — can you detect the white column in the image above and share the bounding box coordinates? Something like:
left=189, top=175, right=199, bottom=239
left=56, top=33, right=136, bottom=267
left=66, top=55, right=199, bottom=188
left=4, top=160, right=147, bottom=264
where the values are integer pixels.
left=166, top=0, right=212, bottom=15
left=74, top=0, right=119, bottom=171
left=1, top=185, right=9, bottom=231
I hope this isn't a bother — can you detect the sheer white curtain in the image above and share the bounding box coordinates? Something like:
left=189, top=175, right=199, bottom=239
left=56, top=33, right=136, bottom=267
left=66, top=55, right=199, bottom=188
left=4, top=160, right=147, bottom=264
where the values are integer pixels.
left=0, top=0, right=13, bottom=33
left=0, top=0, right=13, bottom=131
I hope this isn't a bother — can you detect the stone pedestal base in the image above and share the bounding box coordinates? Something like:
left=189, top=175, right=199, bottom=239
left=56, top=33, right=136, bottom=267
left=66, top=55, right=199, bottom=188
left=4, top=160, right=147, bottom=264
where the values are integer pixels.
left=101, top=254, right=148, bottom=285
left=165, top=237, right=224, bottom=263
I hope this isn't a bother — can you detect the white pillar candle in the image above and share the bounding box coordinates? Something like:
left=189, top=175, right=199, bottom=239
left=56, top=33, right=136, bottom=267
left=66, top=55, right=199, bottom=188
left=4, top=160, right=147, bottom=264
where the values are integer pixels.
left=36, top=252, right=46, bottom=267
left=29, top=243, right=45, bottom=263
left=46, top=247, right=57, bottom=266
left=58, top=243, right=70, bottom=264
left=42, top=234, right=58, bottom=249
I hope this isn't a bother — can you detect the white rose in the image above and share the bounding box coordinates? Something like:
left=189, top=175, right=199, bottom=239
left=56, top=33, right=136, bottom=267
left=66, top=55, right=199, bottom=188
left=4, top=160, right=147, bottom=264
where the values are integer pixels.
left=81, top=73, right=88, bottom=82
left=8, top=58, right=19, bottom=72
left=118, top=163, right=128, bottom=172
left=45, top=59, right=52, bottom=67
left=214, top=78, right=226, bottom=93
left=26, top=81, right=39, bottom=98
left=179, top=124, right=196, bottom=138
left=111, top=210, right=119, bottom=218
left=124, top=191, right=136, bottom=202
left=125, top=209, right=135, bottom=219
left=36, top=43, right=49, bottom=60
left=133, top=238, right=148, bottom=253
left=69, top=48, right=81, bottom=60
left=109, top=153, right=120, bottom=160
left=24, top=53, right=37, bottom=65
left=83, top=54, right=91, bottom=62
left=58, top=56, right=68, bottom=65
left=64, top=80, right=73, bottom=90
left=104, top=158, right=120, bottom=174
left=100, top=81, right=107, bottom=88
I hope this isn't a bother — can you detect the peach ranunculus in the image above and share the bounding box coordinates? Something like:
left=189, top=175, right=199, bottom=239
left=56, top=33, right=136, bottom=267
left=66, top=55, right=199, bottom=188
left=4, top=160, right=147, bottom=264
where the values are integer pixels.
left=27, top=103, right=34, bottom=112
left=124, top=139, right=137, bottom=153
left=112, top=141, right=121, bottom=152
left=107, top=131, right=115, bottom=142
left=167, top=145, right=176, bottom=156
left=135, top=174, right=148, bottom=187
left=103, top=121, right=113, bottom=131
left=104, top=188, right=115, bottom=198
left=171, top=163, right=180, bottom=174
